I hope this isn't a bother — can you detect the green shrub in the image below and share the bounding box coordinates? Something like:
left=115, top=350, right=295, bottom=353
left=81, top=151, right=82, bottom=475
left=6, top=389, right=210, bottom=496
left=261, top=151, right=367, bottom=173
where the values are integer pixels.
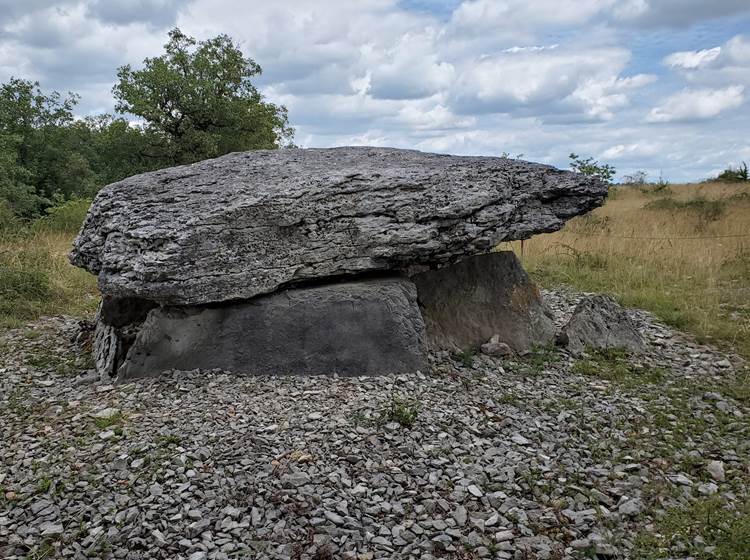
left=569, top=153, right=616, bottom=183
left=32, top=198, right=91, bottom=234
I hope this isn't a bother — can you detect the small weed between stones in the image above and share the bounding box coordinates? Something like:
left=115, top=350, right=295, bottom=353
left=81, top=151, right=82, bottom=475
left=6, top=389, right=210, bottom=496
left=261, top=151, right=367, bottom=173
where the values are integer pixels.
left=93, top=411, right=124, bottom=430
left=452, top=350, right=475, bottom=369
left=385, top=394, right=420, bottom=428
left=26, top=543, right=56, bottom=560
left=520, top=343, right=560, bottom=375
left=497, top=392, right=520, bottom=406
left=157, top=434, right=182, bottom=447
left=24, top=347, right=90, bottom=377
left=35, top=477, right=52, bottom=494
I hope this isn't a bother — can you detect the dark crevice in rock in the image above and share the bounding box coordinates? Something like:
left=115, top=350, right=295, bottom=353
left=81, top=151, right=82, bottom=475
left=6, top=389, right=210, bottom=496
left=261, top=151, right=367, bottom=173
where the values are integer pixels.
left=99, top=296, right=157, bottom=328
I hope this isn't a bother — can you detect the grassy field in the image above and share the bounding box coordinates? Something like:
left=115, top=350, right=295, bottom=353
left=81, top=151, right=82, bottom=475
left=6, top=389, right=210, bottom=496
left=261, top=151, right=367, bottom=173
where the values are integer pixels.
left=0, top=200, right=99, bottom=327
left=1, top=182, right=750, bottom=364
left=500, top=181, right=750, bottom=360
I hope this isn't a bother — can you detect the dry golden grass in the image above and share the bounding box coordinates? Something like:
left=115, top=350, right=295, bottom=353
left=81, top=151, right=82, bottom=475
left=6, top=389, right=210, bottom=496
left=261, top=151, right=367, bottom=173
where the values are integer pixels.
left=0, top=230, right=99, bottom=327
left=500, top=181, right=750, bottom=359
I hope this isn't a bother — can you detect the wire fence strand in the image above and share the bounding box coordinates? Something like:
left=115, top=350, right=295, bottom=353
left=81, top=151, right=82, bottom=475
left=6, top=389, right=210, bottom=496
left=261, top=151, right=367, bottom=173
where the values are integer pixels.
left=536, top=232, right=750, bottom=241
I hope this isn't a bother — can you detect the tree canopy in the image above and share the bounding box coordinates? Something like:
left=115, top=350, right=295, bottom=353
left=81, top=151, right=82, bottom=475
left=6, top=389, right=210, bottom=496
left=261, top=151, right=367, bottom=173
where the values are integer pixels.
left=114, top=29, right=293, bottom=166
left=0, top=28, right=293, bottom=221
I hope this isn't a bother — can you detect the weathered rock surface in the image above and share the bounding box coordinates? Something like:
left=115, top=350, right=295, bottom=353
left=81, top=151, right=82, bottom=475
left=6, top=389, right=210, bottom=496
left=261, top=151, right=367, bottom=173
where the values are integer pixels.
left=412, top=252, right=555, bottom=352
left=70, top=147, right=608, bottom=305
left=115, top=278, right=427, bottom=379
left=558, top=294, right=646, bottom=355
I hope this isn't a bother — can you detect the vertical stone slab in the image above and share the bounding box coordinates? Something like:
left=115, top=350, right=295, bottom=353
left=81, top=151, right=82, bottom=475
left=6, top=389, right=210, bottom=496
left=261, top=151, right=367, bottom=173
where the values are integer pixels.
left=412, top=251, right=555, bottom=352
left=116, top=278, right=428, bottom=379
left=93, top=315, right=118, bottom=382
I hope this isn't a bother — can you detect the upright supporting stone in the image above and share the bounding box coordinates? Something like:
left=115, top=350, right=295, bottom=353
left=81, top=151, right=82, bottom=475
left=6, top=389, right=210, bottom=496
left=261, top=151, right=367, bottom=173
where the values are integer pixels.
left=92, top=312, right=118, bottom=382
left=113, top=278, right=427, bottom=380
left=412, top=252, right=555, bottom=353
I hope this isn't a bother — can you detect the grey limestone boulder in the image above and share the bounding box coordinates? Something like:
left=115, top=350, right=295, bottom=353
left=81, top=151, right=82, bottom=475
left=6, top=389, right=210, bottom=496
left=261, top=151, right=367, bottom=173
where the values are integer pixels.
left=412, top=251, right=555, bottom=353
left=70, top=147, right=608, bottom=306
left=106, top=278, right=427, bottom=380
left=559, top=294, right=646, bottom=356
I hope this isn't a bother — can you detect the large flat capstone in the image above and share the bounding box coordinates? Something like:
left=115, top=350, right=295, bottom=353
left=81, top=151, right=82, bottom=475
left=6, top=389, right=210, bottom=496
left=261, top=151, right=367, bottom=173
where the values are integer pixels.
left=112, top=278, right=427, bottom=379
left=70, top=147, right=607, bottom=306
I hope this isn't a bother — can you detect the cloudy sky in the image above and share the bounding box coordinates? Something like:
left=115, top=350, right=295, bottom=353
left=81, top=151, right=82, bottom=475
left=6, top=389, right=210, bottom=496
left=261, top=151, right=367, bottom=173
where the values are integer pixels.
left=1, top=0, right=749, bottom=182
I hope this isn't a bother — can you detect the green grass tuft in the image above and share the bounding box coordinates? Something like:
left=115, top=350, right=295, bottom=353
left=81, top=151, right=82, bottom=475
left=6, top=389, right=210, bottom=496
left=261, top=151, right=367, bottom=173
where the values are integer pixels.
left=572, top=347, right=666, bottom=388
left=93, top=411, right=124, bottom=430
left=633, top=497, right=750, bottom=560
left=452, top=350, right=475, bottom=369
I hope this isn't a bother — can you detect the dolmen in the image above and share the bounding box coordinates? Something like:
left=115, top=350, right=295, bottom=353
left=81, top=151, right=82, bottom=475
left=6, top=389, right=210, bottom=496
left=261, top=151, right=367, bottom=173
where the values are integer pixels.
left=70, top=147, right=607, bottom=381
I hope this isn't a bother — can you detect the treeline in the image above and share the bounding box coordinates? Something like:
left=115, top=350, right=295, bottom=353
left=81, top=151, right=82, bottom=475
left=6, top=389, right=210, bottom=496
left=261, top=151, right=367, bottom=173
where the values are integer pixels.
left=0, top=29, right=293, bottom=223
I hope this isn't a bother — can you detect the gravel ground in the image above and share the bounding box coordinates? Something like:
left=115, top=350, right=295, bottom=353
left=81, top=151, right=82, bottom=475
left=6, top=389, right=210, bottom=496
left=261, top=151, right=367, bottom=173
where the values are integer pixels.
left=1, top=290, right=748, bottom=560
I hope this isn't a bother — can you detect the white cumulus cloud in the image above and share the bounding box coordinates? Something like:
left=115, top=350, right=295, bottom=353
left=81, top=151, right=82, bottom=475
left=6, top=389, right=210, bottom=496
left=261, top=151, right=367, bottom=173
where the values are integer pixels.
left=664, top=47, right=722, bottom=69
left=1, top=0, right=749, bottom=181
left=450, top=46, right=636, bottom=116
left=647, top=86, right=745, bottom=122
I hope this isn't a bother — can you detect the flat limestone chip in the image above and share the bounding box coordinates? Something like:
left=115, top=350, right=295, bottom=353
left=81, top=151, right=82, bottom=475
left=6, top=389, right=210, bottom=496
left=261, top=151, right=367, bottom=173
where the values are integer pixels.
left=412, top=251, right=555, bottom=352
left=70, top=147, right=608, bottom=305
left=559, top=294, right=646, bottom=356
left=116, top=278, right=427, bottom=379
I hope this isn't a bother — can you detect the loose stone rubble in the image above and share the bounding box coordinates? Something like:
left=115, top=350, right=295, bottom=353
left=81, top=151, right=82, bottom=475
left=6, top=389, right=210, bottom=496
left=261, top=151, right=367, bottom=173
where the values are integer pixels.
left=1, top=289, right=747, bottom=560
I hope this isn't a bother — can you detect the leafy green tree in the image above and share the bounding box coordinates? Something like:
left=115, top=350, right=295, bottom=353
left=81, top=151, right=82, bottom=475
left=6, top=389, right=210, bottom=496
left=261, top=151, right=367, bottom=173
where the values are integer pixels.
left=0, top=132, right=44, bottom=217
left=0, top=78, right=88, bottom=216
left=0, top=30, right=296, bottom=221
left=569, top=153, right=616, bottom=184
left=79, top=115, right=160, bottom=184
left=113, top=28, right=293, bottom=166
left=0, top=78, right=78, bottom=137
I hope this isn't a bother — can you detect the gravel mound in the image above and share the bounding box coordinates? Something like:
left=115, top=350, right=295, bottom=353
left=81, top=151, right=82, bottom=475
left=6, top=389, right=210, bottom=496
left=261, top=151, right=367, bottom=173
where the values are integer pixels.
left=1, top=289, right=747, bottom=560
